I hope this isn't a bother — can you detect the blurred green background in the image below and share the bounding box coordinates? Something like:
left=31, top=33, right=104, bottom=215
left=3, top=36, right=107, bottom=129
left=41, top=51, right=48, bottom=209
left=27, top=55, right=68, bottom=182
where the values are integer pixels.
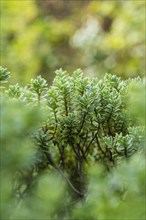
left=1, top=0, right=145, bottom=84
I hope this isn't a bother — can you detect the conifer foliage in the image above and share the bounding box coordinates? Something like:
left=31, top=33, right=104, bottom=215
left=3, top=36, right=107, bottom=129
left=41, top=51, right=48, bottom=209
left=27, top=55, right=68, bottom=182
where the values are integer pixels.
left=0, top=66, right=145, bottom=219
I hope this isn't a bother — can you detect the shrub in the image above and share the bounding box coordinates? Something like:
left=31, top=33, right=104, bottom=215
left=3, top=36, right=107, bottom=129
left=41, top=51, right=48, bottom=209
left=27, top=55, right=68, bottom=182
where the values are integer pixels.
left=0, top=67, right=145, bottom=219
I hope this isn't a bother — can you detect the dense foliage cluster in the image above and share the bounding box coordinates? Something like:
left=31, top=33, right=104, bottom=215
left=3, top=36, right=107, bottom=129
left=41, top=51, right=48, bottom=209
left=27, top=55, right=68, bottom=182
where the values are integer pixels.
left=0, top=67, right=145, bottom=219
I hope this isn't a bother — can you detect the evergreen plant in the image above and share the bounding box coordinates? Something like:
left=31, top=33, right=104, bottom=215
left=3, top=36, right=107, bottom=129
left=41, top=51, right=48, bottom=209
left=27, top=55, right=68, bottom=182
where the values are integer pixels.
left=0, top=66, right=145, bottom=219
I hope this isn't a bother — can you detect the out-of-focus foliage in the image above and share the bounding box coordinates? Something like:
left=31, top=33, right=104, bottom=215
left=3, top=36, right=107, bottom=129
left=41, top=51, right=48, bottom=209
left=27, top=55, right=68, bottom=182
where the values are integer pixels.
left=1, top=67, right=145, bottom=219
left=72, top=153, right=145, bottom=220
left=71, top=0, right=145, bottom=78
left=1, top=0, right=145, bottom=84
left=0, top=66, right=11, bottom=87
left=127, top=77, right=146, bottom=124
left=0, top=96, right=47, bottom=219
left=0, top=66, right=10, bottom=81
